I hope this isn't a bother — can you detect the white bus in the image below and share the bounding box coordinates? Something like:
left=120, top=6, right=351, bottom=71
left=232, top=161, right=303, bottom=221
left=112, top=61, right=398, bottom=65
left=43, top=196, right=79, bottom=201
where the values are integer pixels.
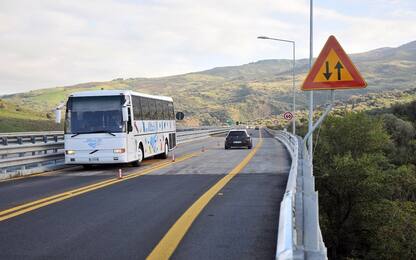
left=63, top=90, right=177, bottom=167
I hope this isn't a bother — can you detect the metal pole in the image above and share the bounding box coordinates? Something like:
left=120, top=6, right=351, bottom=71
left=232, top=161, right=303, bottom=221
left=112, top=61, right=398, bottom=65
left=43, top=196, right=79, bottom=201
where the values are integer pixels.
left=257, top=36, right=296, bottom=135
left=308, top=0, right=314, bottom=162
left=292, top=42, right=296, bottom=135
left=304, top=90, right=334, bottom=142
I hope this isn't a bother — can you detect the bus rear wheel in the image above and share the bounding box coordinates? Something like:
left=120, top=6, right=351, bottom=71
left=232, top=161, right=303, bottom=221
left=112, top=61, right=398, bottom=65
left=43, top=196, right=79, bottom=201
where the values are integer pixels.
left=157, top=141, right=169, bottom=159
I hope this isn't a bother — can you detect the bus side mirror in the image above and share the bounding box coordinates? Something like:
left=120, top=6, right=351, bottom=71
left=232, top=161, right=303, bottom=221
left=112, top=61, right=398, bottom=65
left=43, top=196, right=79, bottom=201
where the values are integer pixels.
left=176, top=112, right=184, bottom=120
left=54, top=102, right=65, bottom=124
left=55, top=109, right=61, bottom=124
left=122, top=106, right=129, bottom=122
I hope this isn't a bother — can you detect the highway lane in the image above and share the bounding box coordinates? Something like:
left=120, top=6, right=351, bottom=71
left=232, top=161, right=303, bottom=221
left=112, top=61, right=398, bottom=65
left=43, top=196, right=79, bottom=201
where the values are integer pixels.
left=0, top=129, right=290, bottom=259
left=172, top=130, right=290, bottom=259
left=0, top=133, right=225, bottom=211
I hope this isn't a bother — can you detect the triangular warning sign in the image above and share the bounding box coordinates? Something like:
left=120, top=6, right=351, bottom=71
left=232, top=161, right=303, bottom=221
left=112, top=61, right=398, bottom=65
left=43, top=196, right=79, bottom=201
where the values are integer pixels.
left=302, top=35, right=367, bottom=91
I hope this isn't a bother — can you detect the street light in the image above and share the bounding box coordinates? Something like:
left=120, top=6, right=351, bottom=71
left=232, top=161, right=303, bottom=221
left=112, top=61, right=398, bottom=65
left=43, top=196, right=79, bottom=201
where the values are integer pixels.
left=257, top=36, right=296, bottom=135
left=308, top=0, right=314, bottom=162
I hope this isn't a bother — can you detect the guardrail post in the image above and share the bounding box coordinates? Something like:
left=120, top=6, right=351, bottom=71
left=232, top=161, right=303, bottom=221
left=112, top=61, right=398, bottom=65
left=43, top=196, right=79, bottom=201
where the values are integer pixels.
left=1, top=137, right=7, bottom=146
left=303, top=163, right=319, bottom=251
left=269, top=128, right=327, bottom=260
left=43, top=135, right=48, bottom=143
left=17, top=137, right=23, bottom=145
left=295, top=141, right=304, bottom=248
left=302, top=145, right=327, bottom=259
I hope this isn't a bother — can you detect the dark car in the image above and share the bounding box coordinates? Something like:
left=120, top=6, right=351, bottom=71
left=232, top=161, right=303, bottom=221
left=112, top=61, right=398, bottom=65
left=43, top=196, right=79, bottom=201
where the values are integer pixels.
left=225, top=130, right=252, bottom=149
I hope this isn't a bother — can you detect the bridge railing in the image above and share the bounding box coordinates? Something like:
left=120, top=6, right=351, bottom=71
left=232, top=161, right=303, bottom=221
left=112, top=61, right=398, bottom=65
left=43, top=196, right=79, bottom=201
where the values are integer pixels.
left=265, top=128, right=327, bottom=260
left=0, top=127, right=229, bottom=180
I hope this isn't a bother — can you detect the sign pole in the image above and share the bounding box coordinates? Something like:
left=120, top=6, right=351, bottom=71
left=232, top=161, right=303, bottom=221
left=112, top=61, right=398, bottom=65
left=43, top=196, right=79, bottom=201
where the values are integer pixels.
left=301, top=34, right=367, bottom=144
left=292, top=41, right=296, bottom=135
left=308, top=0, right=314, bottom=162
left=303, top=90, right=334, bottom=142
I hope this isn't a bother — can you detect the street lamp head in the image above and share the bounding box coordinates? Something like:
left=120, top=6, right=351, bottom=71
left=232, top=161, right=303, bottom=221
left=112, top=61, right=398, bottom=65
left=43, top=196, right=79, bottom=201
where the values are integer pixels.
left=257, top=36, right=269, bottom=40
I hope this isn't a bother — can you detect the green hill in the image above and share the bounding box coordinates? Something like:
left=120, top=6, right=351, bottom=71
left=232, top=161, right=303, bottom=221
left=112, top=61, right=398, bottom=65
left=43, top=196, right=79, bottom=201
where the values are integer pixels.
left=1, top=40, right=416, bottom=131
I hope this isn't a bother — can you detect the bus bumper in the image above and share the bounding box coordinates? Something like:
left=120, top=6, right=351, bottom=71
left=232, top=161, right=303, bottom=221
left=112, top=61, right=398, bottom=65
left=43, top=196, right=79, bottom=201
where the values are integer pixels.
left=65, top=154, right=130, bottom=164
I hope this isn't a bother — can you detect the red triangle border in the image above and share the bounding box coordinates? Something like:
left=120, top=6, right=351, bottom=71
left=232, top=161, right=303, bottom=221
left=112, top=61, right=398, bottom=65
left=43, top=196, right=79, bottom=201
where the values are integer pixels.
left=302, top=35, right=367, bottom=91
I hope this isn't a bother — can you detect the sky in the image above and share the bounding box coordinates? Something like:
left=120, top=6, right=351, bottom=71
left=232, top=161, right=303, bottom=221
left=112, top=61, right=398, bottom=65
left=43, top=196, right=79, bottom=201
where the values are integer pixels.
left=0, top=0, right=415, bottom=94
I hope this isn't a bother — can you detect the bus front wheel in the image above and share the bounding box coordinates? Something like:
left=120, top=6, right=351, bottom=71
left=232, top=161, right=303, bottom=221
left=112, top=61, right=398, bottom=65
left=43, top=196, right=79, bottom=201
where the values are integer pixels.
left=132, top=146, right=144, bottom=167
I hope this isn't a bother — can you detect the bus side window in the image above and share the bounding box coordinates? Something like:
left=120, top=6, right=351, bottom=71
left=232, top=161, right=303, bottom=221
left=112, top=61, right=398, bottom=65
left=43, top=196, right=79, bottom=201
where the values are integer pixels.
left=127, top=107, right=133, bottom=133
left=132, top=96, right=142, bottom=120
left=154, top=100, right=160, bottom=120
left=157, top=100, right=164, bottom=120
left=167, top=102, right=174, bottom=120
left=141, top=97, right=149, bottom=120
left=149, top=99, right=156, bottom=120
left=162, top=101, right=168, bottom=120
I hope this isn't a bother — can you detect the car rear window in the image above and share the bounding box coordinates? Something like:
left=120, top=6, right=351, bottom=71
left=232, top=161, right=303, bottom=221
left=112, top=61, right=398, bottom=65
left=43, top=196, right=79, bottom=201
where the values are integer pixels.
left=228, top=131, right=247, bottom=137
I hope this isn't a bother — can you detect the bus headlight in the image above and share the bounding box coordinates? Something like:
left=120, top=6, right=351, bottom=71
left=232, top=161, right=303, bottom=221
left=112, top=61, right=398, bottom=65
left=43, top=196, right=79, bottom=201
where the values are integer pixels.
left=66, top=150, right=76, bottom=155
left=113, top=148, right=126, bottom=154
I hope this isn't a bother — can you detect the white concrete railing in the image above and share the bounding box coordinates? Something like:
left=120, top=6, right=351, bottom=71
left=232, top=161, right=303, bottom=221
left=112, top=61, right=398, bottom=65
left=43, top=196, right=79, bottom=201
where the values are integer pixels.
left=265, top=128, right=327, bottom=260
left=0, top=127, right=229, bottom=179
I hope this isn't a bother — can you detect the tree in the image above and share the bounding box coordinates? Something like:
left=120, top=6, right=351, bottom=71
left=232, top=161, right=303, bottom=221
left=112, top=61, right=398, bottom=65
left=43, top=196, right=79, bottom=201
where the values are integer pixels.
left=315, top=111, right=416, bottom=259
left=314, top=112, right=390, bottom=259
left=382, top=114, right=416, bottom=165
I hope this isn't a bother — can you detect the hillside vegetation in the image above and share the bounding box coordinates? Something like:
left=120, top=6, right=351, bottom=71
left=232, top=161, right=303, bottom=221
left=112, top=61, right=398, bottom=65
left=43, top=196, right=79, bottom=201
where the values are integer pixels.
left=311, top=100, right=416, bottom=259
left=1, top=40, right=416, bottom=131
left=0, top=99, right=60, bottom=132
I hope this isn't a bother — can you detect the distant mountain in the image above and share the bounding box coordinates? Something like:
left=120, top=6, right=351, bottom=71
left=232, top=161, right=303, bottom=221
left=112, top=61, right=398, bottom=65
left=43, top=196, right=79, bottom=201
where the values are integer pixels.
left=1, top=40, right=416, bottom=127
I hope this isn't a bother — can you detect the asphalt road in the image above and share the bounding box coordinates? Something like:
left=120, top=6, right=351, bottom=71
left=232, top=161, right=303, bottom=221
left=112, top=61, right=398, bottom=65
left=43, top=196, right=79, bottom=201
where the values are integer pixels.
left=0, top=129, right=290, bottom=259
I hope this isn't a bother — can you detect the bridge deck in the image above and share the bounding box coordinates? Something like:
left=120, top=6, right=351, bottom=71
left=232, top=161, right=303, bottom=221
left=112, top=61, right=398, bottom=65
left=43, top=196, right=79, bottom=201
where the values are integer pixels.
left=0, top=129, right=290, bottom=259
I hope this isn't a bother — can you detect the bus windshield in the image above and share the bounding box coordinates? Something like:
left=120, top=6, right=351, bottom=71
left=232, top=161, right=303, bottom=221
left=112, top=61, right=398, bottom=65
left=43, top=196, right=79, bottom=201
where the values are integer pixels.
left=65, top=96, right=124, bottom=134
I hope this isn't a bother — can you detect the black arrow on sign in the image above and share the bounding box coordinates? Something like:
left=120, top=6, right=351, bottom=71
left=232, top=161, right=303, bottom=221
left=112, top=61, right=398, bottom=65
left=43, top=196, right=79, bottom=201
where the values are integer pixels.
left=323, top=61, right=332, bottom=80
left=335, top=61, right=343, bottom=80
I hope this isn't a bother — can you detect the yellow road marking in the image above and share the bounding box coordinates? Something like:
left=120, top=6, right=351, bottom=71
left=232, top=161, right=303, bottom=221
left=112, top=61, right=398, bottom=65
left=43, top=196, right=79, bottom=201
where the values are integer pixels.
left=147, top=130, right=263, bottom=260
left=0, top=157, right=166, bottom=184
left=0, top=152, right=200, bottom=222
left=1, top=139, right=216, bottom=183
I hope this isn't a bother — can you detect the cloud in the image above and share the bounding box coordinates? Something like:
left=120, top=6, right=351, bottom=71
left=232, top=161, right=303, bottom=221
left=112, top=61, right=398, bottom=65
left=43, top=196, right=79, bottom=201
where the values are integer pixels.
left=0, top=0, right=415, bottom=94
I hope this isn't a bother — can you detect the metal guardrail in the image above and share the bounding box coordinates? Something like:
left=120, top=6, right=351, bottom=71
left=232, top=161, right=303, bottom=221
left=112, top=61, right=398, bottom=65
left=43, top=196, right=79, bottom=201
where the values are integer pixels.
left=0, top=127, right=229, bottom=180
left=265, top=128, right=327, bottom=260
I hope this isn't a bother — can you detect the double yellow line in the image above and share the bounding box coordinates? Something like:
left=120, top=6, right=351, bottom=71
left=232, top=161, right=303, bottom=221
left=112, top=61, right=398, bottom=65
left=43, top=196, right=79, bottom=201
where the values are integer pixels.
left=148, top=130, right=263, bottom=259
left=0, top=152, right=199, bottom=222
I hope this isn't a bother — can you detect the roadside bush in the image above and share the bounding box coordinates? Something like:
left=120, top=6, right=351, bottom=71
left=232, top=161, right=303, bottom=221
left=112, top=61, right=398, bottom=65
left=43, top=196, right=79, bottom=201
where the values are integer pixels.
left=314, top=111, right=416, bottom=259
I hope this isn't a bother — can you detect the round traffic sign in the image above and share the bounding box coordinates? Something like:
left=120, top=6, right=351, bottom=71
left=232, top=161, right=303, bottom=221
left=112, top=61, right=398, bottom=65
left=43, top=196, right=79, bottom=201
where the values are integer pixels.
left=283, top=112, right=293, bottom=121
left=176, top=112, right=184, bottom=120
